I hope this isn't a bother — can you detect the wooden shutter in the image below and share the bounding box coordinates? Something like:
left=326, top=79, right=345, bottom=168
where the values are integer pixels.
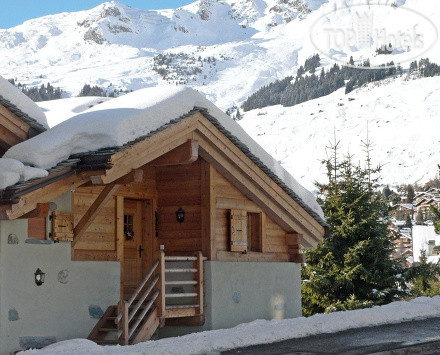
left=52, top=211, right=74, bottom=242
left=28, top=217, right=46, bottom=240
left=230, top=209, right=248, bottom=252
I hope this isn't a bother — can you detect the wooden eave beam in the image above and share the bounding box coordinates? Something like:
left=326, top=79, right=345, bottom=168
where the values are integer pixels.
left=150, top=139, right=198, bottom=166
left=96, top=115, right=200, bottom=184
left=0, top=104, right=31, bottom=148
left=0, top=172, right=93, bottom=220
left=89, top=168, right=144, bottom=185
left=72, top=184, right=121, bottom=247
left=0, top=123, right=24, bottom=149
left=19, top=203, right=50, bottom=219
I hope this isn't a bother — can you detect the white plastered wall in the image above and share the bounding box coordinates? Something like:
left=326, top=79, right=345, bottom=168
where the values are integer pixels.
left=0, top=192, right=120, bottom=354
left=160, top=260, right=302, bottom=337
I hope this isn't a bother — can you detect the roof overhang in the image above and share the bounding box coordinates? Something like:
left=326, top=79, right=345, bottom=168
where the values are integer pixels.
left=0, top=110, right=326, bottom=247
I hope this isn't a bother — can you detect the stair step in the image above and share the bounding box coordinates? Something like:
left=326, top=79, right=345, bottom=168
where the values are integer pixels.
left=165, top=268, right=197, bottom=273
left=95, top=339, right=119, bottom=345
left=99, top=327, right=119, bottom=332
left=165, top=280, right=197, bottom=285
left=166, top=304, right=199, bottom=309
left=165, top=292, right=198, bottom=298
left=164, top=256, right=198, bottom=261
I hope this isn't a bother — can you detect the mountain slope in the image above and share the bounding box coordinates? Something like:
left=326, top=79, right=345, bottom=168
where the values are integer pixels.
left=1, top=0, right=439, bottom=110
left=239, top=75, right=440, bottom=190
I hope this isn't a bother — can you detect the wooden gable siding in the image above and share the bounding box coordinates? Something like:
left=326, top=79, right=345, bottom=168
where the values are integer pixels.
left=72, top=168, right=157, bottom=261
left=212, top=169, right=289, bottom=258
left=72, top=186, right=117, bottom=260
left=0, top=103, right=33, bottom=156
left=155, top=160, right=202, bottom=255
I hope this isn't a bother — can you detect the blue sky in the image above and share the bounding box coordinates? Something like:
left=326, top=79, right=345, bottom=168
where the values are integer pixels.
left=1, top=1, right=194, bottom=29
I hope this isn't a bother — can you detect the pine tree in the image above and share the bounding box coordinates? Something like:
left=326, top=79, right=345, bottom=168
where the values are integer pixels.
left=404, top=214, right=413, bottom=229
left=415, top=209, right=424, bottom=225
left=302, top=138, right=401, bottom=316
left=405, top=250, right=440, bottom=296
left=406, top=184, right=415, bottom=203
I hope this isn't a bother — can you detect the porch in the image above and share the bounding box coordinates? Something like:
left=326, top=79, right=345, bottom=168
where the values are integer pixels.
left=88, top=250, right=206, bottom=345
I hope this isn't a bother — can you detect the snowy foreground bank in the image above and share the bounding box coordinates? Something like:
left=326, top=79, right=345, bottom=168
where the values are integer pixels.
left=23, top=296, right=440, bottom=355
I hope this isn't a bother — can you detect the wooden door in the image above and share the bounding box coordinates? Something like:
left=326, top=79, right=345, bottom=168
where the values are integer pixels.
left=122, top=199, right=144, bottom=300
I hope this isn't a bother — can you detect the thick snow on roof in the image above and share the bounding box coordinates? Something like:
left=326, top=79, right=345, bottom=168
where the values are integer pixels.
left=0, top=158, right=47, bottom=190
left=37, top=96, right=112, bottom=128
left=4, top=86, right=323, bottom=221
left=0, top=75, right=48, bottom=129
left=22, top=296, right=440, bottom=355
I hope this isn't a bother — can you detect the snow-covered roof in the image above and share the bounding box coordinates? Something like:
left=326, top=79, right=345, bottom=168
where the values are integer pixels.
left=37, top=96, right=112, bottom=128
left=3, top=86, right=325, bottom=225
left=0, top=75, right=48, bottom=131
left=399, top=203, right=414, bottom=210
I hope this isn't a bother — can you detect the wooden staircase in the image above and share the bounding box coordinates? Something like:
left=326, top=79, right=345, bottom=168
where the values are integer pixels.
left=88, top=251, right=205, bottom=345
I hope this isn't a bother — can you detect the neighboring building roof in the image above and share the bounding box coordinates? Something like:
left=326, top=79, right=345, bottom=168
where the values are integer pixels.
left=399, top=203, right=414, bottom=210
left=2, top=86, right=326, bottom=226
left=0, top=75, right=48, bottom=132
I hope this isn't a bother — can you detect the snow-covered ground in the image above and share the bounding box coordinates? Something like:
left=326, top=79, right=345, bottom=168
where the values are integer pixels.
left=22, top=296, right=440, bottom=354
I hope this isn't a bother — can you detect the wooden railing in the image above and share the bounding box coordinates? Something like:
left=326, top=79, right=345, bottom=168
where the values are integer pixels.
left=161, top=251, right=205, bottom=318
left=116, top=259, right=160, bottom=345
left=115, top=250, right=205, bottom=345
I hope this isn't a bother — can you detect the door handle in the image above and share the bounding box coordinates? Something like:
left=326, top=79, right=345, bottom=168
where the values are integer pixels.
left=138, top=245, right=144, bottom=258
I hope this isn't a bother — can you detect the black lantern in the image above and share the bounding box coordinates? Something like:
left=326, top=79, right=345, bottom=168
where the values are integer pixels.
left=34, top=268, right=45, bottom=286
left=176, top=207, right=185, bottom=223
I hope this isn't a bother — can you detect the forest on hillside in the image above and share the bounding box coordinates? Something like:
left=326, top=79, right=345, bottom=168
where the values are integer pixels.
left=241, top=56, right=440, bottom=112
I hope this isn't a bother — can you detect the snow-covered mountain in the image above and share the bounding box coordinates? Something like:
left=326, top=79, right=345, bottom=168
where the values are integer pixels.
left=2, top=0, right=439, bottom=108
left=1, top=0, right=439, bottom=187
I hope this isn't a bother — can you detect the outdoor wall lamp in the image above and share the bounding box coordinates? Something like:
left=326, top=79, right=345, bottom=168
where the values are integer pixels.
left=176, top=207, right=185, bottom=223
left=34, top=268, right=46, bottom=286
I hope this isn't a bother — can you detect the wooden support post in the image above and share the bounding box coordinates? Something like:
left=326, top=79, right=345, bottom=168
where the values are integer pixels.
left=201, top=160, right=215, bottom=260
left=196, top=251, right=204, bottom=315
left=121, top=300, right=129, bottom=345
left=286, top=233, right=304, bottom=263
left=116, top=196, right=124, bottom=262
left=72, top=184, right=120, bottom=247
left=159, top=249, right=166, bottom=319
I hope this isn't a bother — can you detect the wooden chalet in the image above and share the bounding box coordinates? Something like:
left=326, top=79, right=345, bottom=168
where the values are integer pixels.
left=0, top=85, right=326, bottom=352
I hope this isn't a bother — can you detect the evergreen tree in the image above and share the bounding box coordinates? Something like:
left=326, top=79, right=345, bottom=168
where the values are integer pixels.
left=405, top=250, right=440, bottom=296
left=349, top=56, right=355, bottom=66
left=404, top=214, right=413, bottom=229
left=302, top=138, right=401, bottom=316
left=406, top=184, right=415, bottom=203
left=78, top=84, right=105, bottom=97
left=415, top=209, right=424, bottom=225
left=382, top=185, right=392, bottom=200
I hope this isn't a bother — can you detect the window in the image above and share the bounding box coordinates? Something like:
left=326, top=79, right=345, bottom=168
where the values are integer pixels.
left=124, top=214, right=134, bottom=241
left=247, top=212, right=262, bottom=252
left=230, top=209, right=262, bottom=252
